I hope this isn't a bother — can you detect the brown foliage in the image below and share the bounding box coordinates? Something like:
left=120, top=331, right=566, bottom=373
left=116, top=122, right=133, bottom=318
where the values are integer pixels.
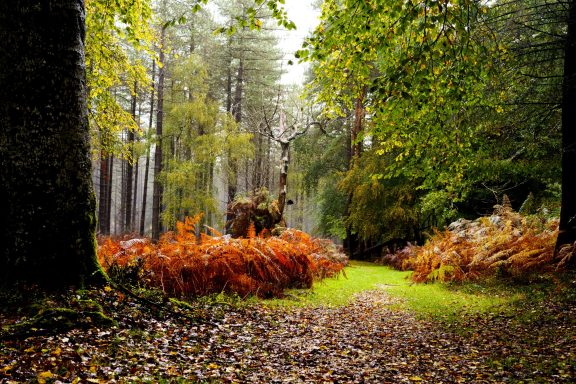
left=226, top=188, right=283, bottom=238
left=98, top=215, right=348, bottom=298
left=380, top=206, right=573, bottom=282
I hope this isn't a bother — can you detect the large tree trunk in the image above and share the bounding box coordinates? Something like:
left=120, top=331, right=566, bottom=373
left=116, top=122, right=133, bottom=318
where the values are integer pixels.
left=151, top=29, right=166, bottom=242
left=556, top=0, right=576, bottom=262
left=0, top=0, right=105, bottom=287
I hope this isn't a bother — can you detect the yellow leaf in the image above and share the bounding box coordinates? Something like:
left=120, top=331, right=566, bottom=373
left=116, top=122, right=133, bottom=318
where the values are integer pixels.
left=207, top=362, right=219, bottom=369
left=1, top=364, right=14, bottom=372
left=37, top=371, right=53, bottom=384
left=52, top=347, right=62, bottom=356
left=104, top=285, right=112, bottom=292
left=409, top=376, right=424, bottom=382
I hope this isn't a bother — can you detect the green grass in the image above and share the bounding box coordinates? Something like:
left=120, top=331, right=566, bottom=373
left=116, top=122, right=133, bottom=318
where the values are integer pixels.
left=267, top=261, right=410, bottom=307
left=266, top=261, right=521, bottom=320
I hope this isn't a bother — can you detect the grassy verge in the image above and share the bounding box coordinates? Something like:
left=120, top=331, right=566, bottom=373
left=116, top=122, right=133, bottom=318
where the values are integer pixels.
left=266, top=261, right=529, bottom=321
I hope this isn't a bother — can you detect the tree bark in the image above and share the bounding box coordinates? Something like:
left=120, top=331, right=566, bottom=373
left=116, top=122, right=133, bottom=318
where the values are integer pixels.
left=0, top=0, right=106, bottom=287
left=125, top=81, right=138, bottom=233
left=226, top=48, right=233, bottom=114
left=106, top=155, right=114, bottom=235
left=276, top=109, right=290, bottom=216
left=132, top=155, right=139, bottom=232
left=140, top=61, right=155, bottom=236
left=226, top=50, right=244, bottom=232
left=252, top=130, right=264, bottom=189
left=278, top=141, right=290, bottom=216
left=119, top=145, right=126, bottom=232
left=344, top=92, right=366, bottom=259
left=140, top=149, right=151, bottom=235
left=98, top=151, right=111, bottom=235
left=351, top=93, right=365, bottom=159
left=556, top=0, right=576, bottom=261
left=151, top=29, right=166, bottom=242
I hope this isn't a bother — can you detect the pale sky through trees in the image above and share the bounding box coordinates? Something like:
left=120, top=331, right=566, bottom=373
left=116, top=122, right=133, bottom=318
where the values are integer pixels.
left=278, top=1, right=319, bottom=84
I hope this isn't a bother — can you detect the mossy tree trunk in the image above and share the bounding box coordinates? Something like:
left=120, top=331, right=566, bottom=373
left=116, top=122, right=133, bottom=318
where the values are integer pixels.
left=556, top=0, right=576, bottom=265
left=0, top=0, right=106, bottom=287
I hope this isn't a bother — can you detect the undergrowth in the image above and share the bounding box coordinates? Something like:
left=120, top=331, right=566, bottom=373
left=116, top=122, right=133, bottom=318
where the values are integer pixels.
left=98, top=216, right=348, bottom=299
left=380, top=200, right=575, bottom=283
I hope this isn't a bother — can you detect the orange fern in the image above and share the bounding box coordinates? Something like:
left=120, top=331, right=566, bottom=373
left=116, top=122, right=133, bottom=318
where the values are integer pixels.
left=97, top=217, right=348, bottom=298
left=247, top=222, right=256, bottom=240
left=381, top=209, right=565, bottom=283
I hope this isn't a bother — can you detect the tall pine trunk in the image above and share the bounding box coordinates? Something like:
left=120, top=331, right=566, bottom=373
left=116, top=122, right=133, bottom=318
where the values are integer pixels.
left=0, top=0, right=105, bottom=287
left=98, top=151, right=111, bottom=235
left=125, top=81, right=138, bottom=233
left=226, top=51, right=244, bottom=232
left=140, top=149, right=151, bottom=235
left=132, top=154, right=139, bottom=232
left=140, top=61, right=155, bottom=236
left=151, top=29, right=166, bottom=241
left=106, top=155, right=114, bottom=235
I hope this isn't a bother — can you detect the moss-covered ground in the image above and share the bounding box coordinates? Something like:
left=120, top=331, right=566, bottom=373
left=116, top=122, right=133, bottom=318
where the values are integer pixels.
left=268, top=261, right=522, bottom=320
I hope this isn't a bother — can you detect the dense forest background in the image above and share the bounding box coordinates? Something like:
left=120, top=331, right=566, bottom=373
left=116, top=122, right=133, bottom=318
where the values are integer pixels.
left=1, top=1, right=575, bottom=381
left=89, top=0, right=567, bottom=258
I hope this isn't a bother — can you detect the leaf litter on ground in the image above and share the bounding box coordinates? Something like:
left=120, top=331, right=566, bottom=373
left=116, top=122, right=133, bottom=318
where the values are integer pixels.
left=1, top=281, right=574, bottom=383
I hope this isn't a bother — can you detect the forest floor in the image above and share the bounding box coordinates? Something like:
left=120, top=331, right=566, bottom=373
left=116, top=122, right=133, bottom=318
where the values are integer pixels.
left=1, top=264, right=575, bottom=383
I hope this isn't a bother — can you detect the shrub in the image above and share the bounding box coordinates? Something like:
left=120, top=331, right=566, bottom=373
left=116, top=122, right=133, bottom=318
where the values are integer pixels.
left=98, top=216, right=348, bottom=298
left=381, top=204, right=571, bottom=282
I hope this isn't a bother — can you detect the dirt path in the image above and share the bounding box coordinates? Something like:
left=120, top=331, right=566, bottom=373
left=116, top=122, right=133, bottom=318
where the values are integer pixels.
left=209, top=291, right=489, bottom=383
left=1, top=288, right=574, bottom=383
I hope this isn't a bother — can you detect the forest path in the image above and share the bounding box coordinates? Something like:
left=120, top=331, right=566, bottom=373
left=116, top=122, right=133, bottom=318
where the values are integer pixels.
left=204, top=288, right=573, bottom=383
left=1, top=286, right=574, bottom=383
left=205, top=289, right=490, bottom=383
